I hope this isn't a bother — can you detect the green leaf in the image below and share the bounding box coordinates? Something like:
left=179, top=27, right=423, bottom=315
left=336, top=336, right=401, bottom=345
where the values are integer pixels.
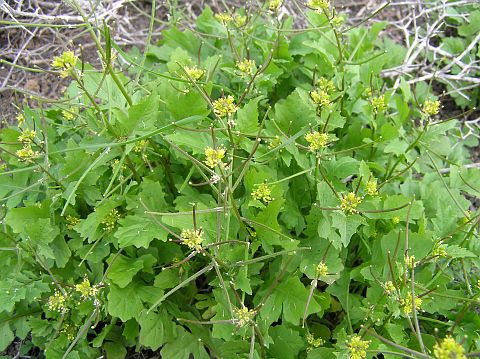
left=107, top=282, right=145, bottom=321
left=268, top=325, right=304, bottom=359
left=25, top=219, right=60, bottom=260
left=103, top=342, right=127, bottom=359
left=0, top=322, right=13, bottom=351
left=330, top=212, right=365, bottom=248
left=139, top=309, right=176, bottom=351
left=261, top=276, right=321, bottom=325
left=77, top=198, right=122, bottom=243
left=274, top=89, right=316, bottom=135
left=116, top=93, right=159, bottom=136
left=5, top=203, right=50, bottom=233
left=446, top=245, right=476, bottom=258
left=166, top=131, right=211, bottom=155
left=237, top=97, right=261, bottom=135
left=107, top=254, right=144, bottom=288
left=160, top=327, right=209, bottom=359
left=115, top=214, right=168, bottom=248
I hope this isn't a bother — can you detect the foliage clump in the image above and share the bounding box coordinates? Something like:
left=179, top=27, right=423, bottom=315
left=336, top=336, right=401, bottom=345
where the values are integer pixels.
left=1, top=1, right=480, bottom=358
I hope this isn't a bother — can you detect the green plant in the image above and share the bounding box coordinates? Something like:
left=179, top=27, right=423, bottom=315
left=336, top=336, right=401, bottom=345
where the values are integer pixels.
left=1, top=1, right=480, bottom=358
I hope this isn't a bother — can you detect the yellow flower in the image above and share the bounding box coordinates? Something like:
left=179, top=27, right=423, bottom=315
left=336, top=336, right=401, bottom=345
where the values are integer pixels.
left=422, top=99, right=441, bottom=117
left=268, top=135, right=282, bottom=149
left=309, top=89, right=331, bottom=107
left=204, top=146, right=226, bottom=168
left=212, top=95, right=237, bottom=117
left=75, top=276, right=99, bottom=299
left=134, top=139, right=148, bottom=153
left=61, top=323, right=77, bottom=341
left=347, top=335, right=371, bottom=359
left=251, top=182, right=273, bottom=204
left=101, top=208, right=120, bottom=231
left=269, top=0, right=282, bottom=10
left=432, top=242, right=447, bottom=258
left=16, top=113, right=25, bottom=127
left=51, top=51, right=77, bottom=78
left=66, top=215, right=80, bottom=230
left=183, top=65, right=204, bottom=81
left=62, top=109, right=75, bottom=121
left=16, top=144, right=39, bottom=162
left=402, top=292, right=422, bottom=315
left=47, top=290, right=68, bottom=313
left=305, top=131, right=329, bottom=151
left=233, top=14, right=247, bottom=27
left=307, top=0, right=330, bottom=12
left=318, top=78, right=335, bottom=93
left=392, top=216, right=400, bottom=225
left=18, top=129, right=36, bottom=144
left=237, top=58, right=255, bottom=76
left=233, top=306, right=255, bottom=326
left=366, top=179, right=378, bottom=196
left=332, top=15, right=345, bottom=27
left=316, top=262, right=328, bottom=278
left=181, top=229, right=204, bottom=251
left=433, top=336, right=466, bottom=359
left=306, top=333, right=324, bottom=348
left=215, top=13, right=232, bottom=25
left=383, top=281, right=395, bottom=296
left=404, top=254, right=417, bottom=269
left=371, top=95, right=387, bottom=114
left=340, top=192, right=362, bottom=214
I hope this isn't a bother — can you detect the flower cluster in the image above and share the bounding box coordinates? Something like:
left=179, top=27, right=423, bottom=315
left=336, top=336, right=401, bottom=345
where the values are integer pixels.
left=365, top=179, right=378, bottom=196
left=404, top=254, right=417, bottom=269
left=180, top=229, right=204, bottom=251
left=392, top=216, right=400, bottom=225
left=51, top=51, right=77, bottom=78
left=112, top=159, right=126, bottom=171
left=347, top=335, right=371, bottom=359
left=422, top=99, right=440, bottom=117
left=233, top=14, right=247, bottom=27
left=61, top=323, right=77, bottom=341
left=66, top=215, right=80, bottom=230
left=306, top=333, right=324, bottom=348
left=215, top=12, right=232, bottom=25
left=269, top=0, right=282, bottom=10
left=212, top=95, right=237, bottom=118
left=268, top=135, right=282, bottom=149
left=134, top=139, right=148, bottom=153
left=204, top=146, right=226, bottom=168
left=433, top=336, right=466, bottom=359
left=305, top=131, right=329, bottom=151
left=18, top=129, right=36, bottom=144
left=101, top=208, right=120, bottom=231
left=340, top=192, right=362, bottom=214
left=318, top=77, right=335, bottom=93
left=47, top=290, right=68, bottom=313
left=183, top=65, right=204, bottom=81
left=383, top=281, right=395, bottom=296
left=371, top=95, right=387, bottom=114
left=432, top=242, right=447, bottom=258
left=233, top=306, right=255, bottom=327
left=16, top=113, right=25, bottom=127
left=62, top=109, right=75, bottom=121
left=309, top=89, right=331, bottom=107
left=16, top=144, right=39, bottom=162
left=237, top=58, right=255, bottom=76
left=307, top=0, right=330, bottom=12
left=251, top=182, right=273, bottom=204
left=316, top=262, right=328, bottom=278
left=402, top=292, right=422, bottom=315
left=75, top=276, right=100, bottom=299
